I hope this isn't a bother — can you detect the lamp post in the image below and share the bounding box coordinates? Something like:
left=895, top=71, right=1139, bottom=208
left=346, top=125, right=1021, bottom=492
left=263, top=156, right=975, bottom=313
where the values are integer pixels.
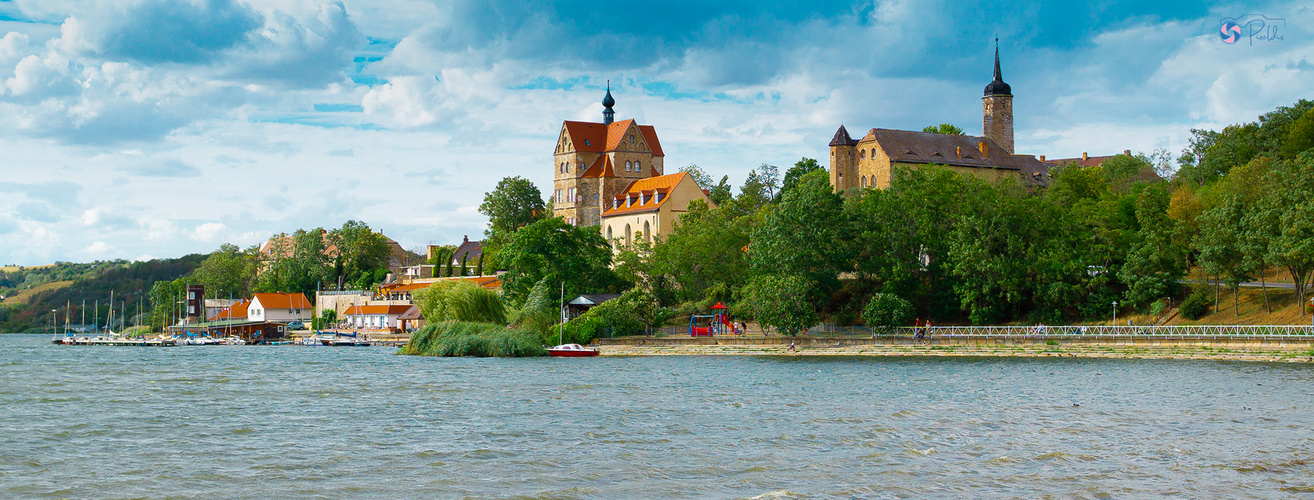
left=1112, top=301, right=1118, bottom=327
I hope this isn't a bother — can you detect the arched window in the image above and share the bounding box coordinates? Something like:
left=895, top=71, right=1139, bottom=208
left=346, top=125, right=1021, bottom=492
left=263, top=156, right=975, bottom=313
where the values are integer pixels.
left=643, top=221, right=651, bottom=242
left=634, top=161, right=641, bottom=172
left=624, top=223, right=632, bottom=248
left=860, top=150, right=866, bottom=159
left=625, top=161, right=632, bottom=172
left=870, top=148, right=876, bottom=158
left=861, top=176, right=867, bottom=188
left=629, top=135, right=635, bottom=144
left=607, top=226, right=613, bottom=242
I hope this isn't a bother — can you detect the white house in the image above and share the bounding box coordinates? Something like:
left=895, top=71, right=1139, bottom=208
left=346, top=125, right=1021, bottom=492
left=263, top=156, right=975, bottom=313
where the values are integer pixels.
left=248, top=293, right=313, bottom=323
left=342, top=305, right=412, bottom=329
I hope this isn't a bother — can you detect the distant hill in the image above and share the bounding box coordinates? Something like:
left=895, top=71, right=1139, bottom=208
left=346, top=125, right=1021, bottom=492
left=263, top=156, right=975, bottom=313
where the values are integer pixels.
left=0, top=256, right=205, bottom=333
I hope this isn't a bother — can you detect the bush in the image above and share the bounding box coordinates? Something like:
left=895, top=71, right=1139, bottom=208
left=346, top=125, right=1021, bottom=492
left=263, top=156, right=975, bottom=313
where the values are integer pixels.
left=511, top=277, right=559, bottom=332
left=414, top=280, right=507, bottom=324
left=556, top=288, right=658, bottom=345
left=861, top=293, right=914, bottom=331
left=741, top=275, right=817, bottom=336
left=399, top=321, right=546, bottom=357
left=1179, top=289, right=1211, bottom=320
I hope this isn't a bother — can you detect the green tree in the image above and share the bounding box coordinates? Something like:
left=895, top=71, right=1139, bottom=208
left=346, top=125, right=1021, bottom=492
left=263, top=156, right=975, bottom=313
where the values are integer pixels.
left=679, top=164, right=714, bottom=189
left=741, top=274, right=817, bottom=336
left=650, top=200, right=751, bottom=303
left=1281, top=107, right=1314, bottom=159
left=749, top=170, right=850, bottom=302
left=862, top=293, right=914, bottom=331
left=498, top=217, right=624, bottom=303
left=191, top=243, right=256, bottom=299
left=255, top=229, right=331, bottom=298
left=921, top=123, right=964, bottom=135
left=480, top=176, right=546, bottom=241
left=778, top=157, right=823, bottom=200
left=330, top=220, right=391, bottom=289
left=1117, top=184, right=1185, bottom=308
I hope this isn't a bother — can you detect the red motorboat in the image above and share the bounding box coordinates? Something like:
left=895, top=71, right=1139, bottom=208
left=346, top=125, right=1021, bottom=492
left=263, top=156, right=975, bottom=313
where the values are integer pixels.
left=547, top=344, right=600, bottom=357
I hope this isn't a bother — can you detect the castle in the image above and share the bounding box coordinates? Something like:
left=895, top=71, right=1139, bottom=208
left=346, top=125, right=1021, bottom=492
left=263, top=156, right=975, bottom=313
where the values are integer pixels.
left=551, top=84, right=666, bottom=226
left=827, top=42, right=1048, bottom=190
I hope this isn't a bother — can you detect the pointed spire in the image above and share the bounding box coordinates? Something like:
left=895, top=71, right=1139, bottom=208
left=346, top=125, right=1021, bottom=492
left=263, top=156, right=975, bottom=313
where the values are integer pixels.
left=602, top=80, right=615, bottom=125
left=993, top=38, right=1002, bottom=82
left=983, top=37, right=1011, bottom=97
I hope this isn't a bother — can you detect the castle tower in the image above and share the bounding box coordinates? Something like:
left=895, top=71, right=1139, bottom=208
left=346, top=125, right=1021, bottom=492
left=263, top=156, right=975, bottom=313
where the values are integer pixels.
left=982, top=40, right=1014, bottom=154
left=827, top=125, right=857, bottom=191
left=552, top=87, right=665, bottom=226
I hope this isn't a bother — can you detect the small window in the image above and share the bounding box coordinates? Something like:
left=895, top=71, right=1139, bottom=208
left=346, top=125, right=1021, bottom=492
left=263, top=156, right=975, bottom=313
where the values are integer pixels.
left=629, top=135, right=635, bottom=144
left=870, top=148, right=876, bottom=158
left=625, top=161, right=631, bottom=171
left=635, top=161, right=641, bottom=172
left=584, top=139, right=590, bottom=147
left=860, top=150, right=866, bottom=159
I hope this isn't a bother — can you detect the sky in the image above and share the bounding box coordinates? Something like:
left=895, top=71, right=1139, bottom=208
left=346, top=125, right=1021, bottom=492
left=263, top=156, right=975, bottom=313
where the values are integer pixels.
left=0, top=0, right=1311, bottom=266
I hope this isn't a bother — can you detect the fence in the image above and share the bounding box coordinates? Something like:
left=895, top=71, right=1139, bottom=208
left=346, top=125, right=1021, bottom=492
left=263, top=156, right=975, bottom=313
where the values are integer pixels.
left=648, top=324, right=1314, bottom=338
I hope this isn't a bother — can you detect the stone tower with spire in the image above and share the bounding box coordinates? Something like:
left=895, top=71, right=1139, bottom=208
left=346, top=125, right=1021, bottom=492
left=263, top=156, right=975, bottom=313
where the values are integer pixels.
left=982, top=39, right=1014, bottom=154
left=551, top=86, right=666, bottom=226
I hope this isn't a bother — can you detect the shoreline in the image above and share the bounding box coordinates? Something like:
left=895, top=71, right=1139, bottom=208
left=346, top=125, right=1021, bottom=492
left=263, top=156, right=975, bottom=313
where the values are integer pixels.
left=595, top=337, right=1314, bottom=363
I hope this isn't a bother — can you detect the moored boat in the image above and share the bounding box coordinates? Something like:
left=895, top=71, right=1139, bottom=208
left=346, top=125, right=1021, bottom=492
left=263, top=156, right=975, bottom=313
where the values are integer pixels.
left=547, top=344, right=600, bottom=357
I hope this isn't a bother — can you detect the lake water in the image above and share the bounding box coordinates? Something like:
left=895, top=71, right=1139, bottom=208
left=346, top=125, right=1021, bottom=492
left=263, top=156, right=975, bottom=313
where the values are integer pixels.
left=2, top=334, right=1314, bottom=498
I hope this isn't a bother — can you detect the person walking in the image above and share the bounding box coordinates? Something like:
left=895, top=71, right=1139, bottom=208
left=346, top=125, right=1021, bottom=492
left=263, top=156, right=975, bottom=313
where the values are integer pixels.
left=787, top=341, right=796, bottom=353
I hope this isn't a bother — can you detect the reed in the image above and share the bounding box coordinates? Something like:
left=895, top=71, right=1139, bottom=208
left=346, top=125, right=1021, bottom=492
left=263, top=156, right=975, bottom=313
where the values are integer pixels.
left=400, top=321, right=546, bottom=357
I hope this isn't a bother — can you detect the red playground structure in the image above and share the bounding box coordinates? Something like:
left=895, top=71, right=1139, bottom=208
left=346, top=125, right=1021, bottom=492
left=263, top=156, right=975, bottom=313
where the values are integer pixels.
left=689, top=302, right=739, bottom=336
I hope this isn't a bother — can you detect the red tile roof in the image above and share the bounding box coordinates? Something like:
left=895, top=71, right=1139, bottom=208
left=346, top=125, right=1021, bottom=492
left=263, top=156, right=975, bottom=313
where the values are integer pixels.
left=208, top=299, right=250, bottom=321
left=344, top=305, right=414, bottom=316
left=602, top=172, right=696, bottom=217
left=251, top=292, right=312, bottom=310
left=561, top=119, right=665, bottom=157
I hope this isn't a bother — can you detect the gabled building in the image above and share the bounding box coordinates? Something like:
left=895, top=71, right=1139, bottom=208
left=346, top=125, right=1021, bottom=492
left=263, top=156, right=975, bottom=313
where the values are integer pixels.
left=208, top=299, right=250, bottom=322
left=248, top=292, right=313, bottom=323
left=342, top=304, right=413, bottom=329
left=552, top=85, right=666, bottom=226
left=600, top=172, right=711, bottom=249
left=828, top=41, right=1049, bottom=191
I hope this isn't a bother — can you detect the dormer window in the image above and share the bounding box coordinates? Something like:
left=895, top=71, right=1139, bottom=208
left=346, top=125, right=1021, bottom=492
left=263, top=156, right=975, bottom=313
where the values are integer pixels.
left=932, top=152, right=943, bottom=157
left=584, top=139, right=590, bottom=147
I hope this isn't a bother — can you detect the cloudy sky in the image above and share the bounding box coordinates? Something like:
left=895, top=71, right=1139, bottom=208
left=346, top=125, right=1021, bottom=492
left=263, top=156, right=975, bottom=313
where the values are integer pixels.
left=1, top=0, right=1311, bottom=265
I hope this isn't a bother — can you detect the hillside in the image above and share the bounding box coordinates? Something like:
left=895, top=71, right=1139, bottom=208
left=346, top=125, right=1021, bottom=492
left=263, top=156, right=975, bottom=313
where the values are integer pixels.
left=0, top=255, right=204, bottom=333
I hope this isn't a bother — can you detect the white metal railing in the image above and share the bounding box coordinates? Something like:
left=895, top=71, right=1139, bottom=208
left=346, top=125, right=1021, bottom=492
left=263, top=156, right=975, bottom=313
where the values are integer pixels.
left=645, top=324, right=1314, bottom=338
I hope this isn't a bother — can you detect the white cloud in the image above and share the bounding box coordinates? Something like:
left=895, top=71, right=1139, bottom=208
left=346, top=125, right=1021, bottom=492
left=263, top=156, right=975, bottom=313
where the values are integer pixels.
left=192, top=222, right=227, bottom=242
left=83, top=240, right=114, bottom=254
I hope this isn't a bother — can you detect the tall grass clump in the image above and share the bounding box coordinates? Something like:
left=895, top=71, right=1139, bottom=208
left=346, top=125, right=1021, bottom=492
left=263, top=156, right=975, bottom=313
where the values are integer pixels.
left=400, top=321, right=546, bottom=357
left=414, top=280, right=507, bottom=324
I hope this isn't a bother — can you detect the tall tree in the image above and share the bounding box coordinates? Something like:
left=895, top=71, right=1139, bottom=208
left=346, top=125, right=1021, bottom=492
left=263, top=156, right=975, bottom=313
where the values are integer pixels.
left=330, top=220, right=391, bottom=289
left=191, top=243, right=257, bottom=299
left=497, top=217, right=625, bottom=303
left=749, top=170, right=850, bottom=304
left=778, top=157, right=823, bottom=201
left=650, top=200, right=752, bottom=303
left=479, top=176, right=547, bottom=254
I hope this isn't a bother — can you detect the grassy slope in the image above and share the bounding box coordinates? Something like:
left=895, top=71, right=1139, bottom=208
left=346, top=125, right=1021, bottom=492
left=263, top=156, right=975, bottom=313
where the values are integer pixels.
left=1120, top=286, right=1310, bottom=326
left=1, top=280, right=74, bottom=306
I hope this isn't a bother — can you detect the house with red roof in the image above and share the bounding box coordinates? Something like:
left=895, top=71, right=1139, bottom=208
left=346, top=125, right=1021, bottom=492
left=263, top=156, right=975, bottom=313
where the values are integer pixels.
left=601, top=171, right=711, bottom=249
left=208, top=299, right=250, bottom=322
left=552, top=84, right=666, bottom=227
left=343, top=304, right=413, bottom=329
left=248, top=292, right=313, bottom=323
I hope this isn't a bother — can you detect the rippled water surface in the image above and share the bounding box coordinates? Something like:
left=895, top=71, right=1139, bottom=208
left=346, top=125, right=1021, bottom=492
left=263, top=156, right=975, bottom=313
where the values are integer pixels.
left=3, top=334, right=1314, bottom=498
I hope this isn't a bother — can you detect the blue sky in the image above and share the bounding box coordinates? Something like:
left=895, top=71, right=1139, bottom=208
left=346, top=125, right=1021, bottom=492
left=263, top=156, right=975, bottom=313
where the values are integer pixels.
left=1, top=0, right=1311, bottom=265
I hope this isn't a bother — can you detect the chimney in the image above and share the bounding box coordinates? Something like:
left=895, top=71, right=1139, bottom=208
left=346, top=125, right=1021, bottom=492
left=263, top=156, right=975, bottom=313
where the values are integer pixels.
left=956, top=146, right=962, bottom=159
left=1123, top=149, right=1131, bottom=156
left=1039, top=155, right=1046, bottom=162
left=462, top=235, right=469, bottom=243
left=1082, top=152, right=1088, bottom=161
left=978, top=141, right=988, bottom=159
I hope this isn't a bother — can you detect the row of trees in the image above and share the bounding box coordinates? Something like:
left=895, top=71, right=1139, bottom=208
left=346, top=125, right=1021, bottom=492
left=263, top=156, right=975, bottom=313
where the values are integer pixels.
left=471, top=99, right=1314, bottom=335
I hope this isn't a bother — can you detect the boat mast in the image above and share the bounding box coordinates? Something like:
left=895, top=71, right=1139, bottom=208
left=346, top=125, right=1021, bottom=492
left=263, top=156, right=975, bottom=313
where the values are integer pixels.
left=558, top=281, right=565, bottom=346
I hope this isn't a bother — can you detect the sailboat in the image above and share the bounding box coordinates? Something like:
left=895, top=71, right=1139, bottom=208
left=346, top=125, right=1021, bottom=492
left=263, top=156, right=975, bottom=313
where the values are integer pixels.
left=547, top=282, right=598, bottom=357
